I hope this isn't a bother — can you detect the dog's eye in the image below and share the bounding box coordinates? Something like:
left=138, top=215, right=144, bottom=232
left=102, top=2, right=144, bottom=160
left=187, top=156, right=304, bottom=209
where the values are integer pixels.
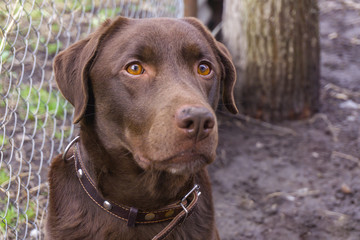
left=126, top=63, right=144, bottom=75
left=197, top=63, right=211, bottom=76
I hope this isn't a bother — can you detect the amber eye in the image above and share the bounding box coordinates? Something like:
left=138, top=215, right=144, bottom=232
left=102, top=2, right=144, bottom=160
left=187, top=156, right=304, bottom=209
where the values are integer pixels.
left=126, top=63, right=144, bottom=75
left=197, top=63, right=211, bottom=76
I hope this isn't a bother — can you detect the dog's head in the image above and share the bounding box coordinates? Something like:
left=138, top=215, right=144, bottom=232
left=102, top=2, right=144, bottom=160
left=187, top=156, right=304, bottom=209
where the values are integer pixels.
left=54, top=17, right=237, bottom=174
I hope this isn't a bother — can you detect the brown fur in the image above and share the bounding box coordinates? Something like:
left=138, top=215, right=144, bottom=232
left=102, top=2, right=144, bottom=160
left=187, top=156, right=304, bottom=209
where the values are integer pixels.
left=46, top=17, right=237, bottom=240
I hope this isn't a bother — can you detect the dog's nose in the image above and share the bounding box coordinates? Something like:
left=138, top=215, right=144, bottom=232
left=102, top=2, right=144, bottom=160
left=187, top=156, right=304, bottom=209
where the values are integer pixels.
left=175, top=106, right=215, bottom=141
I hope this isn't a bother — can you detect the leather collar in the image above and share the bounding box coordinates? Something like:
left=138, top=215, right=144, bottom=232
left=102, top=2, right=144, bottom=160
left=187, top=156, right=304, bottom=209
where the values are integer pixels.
left=63, top=137, right=201, bottom=240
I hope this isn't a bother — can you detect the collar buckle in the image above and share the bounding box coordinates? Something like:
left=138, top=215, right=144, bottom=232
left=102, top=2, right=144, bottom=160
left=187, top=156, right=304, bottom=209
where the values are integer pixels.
left=62, top=136, right=80, bottom=161
left=179, top=184, right=201, bottom=222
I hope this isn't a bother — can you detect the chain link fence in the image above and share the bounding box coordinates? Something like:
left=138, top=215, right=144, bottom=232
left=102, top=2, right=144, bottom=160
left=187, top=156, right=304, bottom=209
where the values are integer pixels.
left=0, top=1, right=183, bottom=239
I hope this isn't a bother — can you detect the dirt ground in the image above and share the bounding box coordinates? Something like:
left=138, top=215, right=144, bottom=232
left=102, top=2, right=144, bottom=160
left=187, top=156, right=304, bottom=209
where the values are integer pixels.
left=209, top=1, right=360, bottom=239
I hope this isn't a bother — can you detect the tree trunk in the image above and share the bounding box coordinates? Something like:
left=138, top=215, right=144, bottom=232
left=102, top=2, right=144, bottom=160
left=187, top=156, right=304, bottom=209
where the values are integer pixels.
left=184, top=0, right=198, bottom=17
left=222, top=0, right=320, bottom=121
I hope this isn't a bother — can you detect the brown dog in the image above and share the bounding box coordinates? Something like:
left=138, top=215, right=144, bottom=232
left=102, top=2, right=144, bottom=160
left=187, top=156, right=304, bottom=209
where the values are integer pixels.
left=46, top=17, right=237, bottom=240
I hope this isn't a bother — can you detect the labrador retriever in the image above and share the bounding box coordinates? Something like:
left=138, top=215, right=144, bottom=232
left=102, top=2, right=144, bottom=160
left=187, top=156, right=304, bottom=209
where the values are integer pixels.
left=46, top=16, right=238, bottom=240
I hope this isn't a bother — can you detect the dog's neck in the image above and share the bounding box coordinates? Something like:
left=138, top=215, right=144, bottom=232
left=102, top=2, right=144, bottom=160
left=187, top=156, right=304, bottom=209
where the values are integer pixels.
left=78, top=123, right=195, bottom=210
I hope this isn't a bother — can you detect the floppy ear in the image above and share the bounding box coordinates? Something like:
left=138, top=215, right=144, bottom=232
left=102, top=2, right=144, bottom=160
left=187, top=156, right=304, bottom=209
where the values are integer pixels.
left=54, top=17, right=128, bottom=123
left=182, top=17, right=238, bottom=114
left=215, top=41, right=239, bottom=114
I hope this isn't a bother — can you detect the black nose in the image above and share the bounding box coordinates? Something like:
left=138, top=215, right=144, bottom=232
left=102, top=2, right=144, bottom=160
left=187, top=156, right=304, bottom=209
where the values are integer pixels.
left=175, top=106, right=215, bottom=141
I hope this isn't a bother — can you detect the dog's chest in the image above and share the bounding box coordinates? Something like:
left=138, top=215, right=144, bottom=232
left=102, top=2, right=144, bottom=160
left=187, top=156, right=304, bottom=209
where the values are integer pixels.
left=46, top=157, right=215, bottom=240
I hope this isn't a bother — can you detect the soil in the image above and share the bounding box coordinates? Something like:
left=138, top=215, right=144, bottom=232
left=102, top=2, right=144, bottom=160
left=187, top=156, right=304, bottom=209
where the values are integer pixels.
left=209, top=1, right=360, bottom=239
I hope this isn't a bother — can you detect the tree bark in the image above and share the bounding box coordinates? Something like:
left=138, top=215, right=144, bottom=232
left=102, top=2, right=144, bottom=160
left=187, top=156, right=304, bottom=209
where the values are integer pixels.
left=184, top=0, right=198, bottom=17
left=223, top=0, right=320, bottom=121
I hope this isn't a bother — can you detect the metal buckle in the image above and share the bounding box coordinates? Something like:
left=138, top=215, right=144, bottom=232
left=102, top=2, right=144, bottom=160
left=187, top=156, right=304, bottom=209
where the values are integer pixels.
left=62, top=136, right=80, bottom=161
left=179, top=184, right=201, bottom=223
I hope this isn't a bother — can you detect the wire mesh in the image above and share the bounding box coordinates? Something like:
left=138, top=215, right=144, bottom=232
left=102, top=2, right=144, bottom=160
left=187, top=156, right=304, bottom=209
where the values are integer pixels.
left=0, top=0, right=183, bottom=239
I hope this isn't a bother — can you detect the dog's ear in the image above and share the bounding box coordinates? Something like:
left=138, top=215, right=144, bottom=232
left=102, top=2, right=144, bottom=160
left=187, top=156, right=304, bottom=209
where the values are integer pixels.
left=182, top=17, right=238, bottom=114
left=214, top=41, right=239, bottom=114
left=54, top=17, right=128, bottom=123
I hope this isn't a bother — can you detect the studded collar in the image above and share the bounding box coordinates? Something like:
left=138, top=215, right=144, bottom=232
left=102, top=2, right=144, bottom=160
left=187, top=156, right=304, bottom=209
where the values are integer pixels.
left=63, top=137, right=201, bottom=240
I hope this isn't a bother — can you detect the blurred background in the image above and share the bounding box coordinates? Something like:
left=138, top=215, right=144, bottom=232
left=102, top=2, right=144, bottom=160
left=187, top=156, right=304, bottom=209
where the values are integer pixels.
left=1, top=0, right=360, bottom=239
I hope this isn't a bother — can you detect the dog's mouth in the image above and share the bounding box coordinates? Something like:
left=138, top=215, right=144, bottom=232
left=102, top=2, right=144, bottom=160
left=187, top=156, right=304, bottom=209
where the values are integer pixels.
left=135, top=149, right=214, bottom=174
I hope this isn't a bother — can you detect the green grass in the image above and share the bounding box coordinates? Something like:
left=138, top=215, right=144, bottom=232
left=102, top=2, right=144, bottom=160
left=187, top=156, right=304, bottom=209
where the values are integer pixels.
left=0, top=168, right=9, bottom=185
left=1, top=50, right=11, bottom=62
left=0, top=135, right=9, bottom=149
left=1, top=45, right=14, bottom=63
left=0, top=169, right=36, bottom=234
left=54, top=129, right=72, bottom=141
left=30, top=37, right=63, bottom=56
left=47, top=42, right=62, bottom=55
left=18, top=85, right=72, bottom=140
left=19, top=85, right=69, bottom=121
left=0, top=202, right=36, bottom=234
left=92, top=7, right=122, bottom=27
